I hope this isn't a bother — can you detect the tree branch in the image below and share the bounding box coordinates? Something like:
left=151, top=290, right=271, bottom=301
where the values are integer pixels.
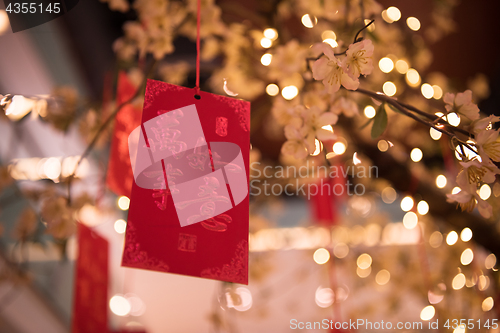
left=353, top=88, right=478, bottom=153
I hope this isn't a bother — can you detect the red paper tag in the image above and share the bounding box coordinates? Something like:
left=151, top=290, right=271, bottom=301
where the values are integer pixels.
left=106, top=72, right=143, bottom=197
left=310, top=177, right=339, bottom=226
left=122, top=80, right=250, bottom=284
left=71, top=223, right=109, bottom=333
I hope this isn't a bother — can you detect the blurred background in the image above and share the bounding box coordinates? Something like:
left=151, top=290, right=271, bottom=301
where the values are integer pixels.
left=0, top=0, right=500, bottom=332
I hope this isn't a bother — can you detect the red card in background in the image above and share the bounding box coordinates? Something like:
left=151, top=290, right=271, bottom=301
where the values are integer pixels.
left=71, top=223, right=109, bottom=333
left=122, top=80, right=250, bottom=284
left=106, top=72, right=143, bottom=198
left=310, top=177, right=338, bottom=226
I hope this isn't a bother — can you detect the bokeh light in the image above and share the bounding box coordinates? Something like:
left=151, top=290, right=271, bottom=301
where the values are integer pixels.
left=260, top=53, right=272, bottom=66
left=446, top=231, right=458, bottom=245
left=407, top=17, right=421, bottom=31
left=266, top=83, right=279, bottom=96
left=406, top=68, right=421, bottom=86
left=364, top=105, right=376, bottom=118
left=375, top=269, right=391, bottom=285
left=333, top=243, right=349, bottom=258
left=357, top=253, right=372, bottom=269
left=381, top=187, right=397, bottom=204
left=379, top=57, right=394, bottom=73
left=315, top=287, right=334, bottom=308
left=311, top=139, right=323, bottom=156
left=321, top=30, right=336, bottom=40
left=377, top=140, right=389, bottom=152
left=420, top=305, right=435, bottom=321
left=383, top=81, right=397, bottom=96
left=0, top=10, right=9, bottom=35
left=410, top=148, right=423, bottom=162
left=282, top=85, right=298, bottom=100
left=432, top=85, right=443, bottom=99
left=332, top=142, right=346, bottom=155
left=314, top=248, right=330, bottom=264
left=323, top=38, right=338, bottom=48
left=44, top=157, right=61, bottom=179
left=381, top=10, right=394, bottom=24
left=430, top=128, right=442, bottom=140
left=446, top=113, right=460, bottom=127
left=118, top=196, right=130, bottom=210
left=114, top=219, right=127, bottom=234
left=460, top=228, right=472, bottom=242
left=386, top=7, right=401, bottom=21
left=479, top=184, right=491, bottom=200
left=263, top=28, right=278, bottom=40
left=301, top=14, right=317, bottom=28
left=460, top=248, right=473, bottom=265
left=485, top=253, right=496, bottom=269
left=356, top=266, right=372, bottom=278
left=110, top=295, right=132, bottom=316
left=429, top=231, right=443, bottom=248
left=435, top=175, right=447, bottom=188
left=403, top=212, right=418, bottom=229
left=395, top=60, right=409, bottom=74
left=482, top=297, right=494, bottom=312
left=417, top=200, right=429, bottom=215
left=452, top=273, right=466, bottom=290
left=400, top=196, right=414, bottom=212
left=260, top=37, right=272, bottom=48
left=421, top=83, right=434, bottom=99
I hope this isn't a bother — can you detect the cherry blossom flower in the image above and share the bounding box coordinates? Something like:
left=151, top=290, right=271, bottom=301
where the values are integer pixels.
left=447, top=169, right=492, bottom=218
left=269, top=40, right=308, bottom=78
left=148, top=33, right=175, bottom=60
left=470, top=115, right=500, bottom=134
left=331, top=97, right=359, bottom=117
left=343, top=39, right=374, bottom=79
left=281, top=121, right=308, bottom=159
left=300, top=106, right=337, bottom=151
left=134, top=0, right=168, bottom=19
left=271, top=99, right=301, bottom=125
left=312, top=43, right=359, bottom=93
left=460, top=158, right=500, bottom=184
left=443, top=90, right=479, bottom=121
left=475, top=129, right=500, bottom=162
left=113, top=38, right=138, bottom=61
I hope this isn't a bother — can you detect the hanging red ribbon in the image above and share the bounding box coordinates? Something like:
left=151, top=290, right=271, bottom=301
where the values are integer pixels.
left=195, top=0, right=201, bottom=95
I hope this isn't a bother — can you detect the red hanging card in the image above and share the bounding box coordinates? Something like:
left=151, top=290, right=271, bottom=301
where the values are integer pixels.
left=310, top=177, right=339, bottom=226
left=106, top=71, right=143, bottom=197
left=122, top=80, right=250, bottom=284
left=71, top=223, right=109, bottom=333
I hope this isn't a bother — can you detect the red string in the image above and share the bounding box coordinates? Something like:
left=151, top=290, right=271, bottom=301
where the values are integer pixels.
left=195, top=0, right=201, bottom=95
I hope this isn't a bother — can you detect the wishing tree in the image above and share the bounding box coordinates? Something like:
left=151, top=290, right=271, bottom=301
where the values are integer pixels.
left=0, top=0, right=499, bottom=331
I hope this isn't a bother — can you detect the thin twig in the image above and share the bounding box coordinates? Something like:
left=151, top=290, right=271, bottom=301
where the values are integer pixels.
left=306, top=19, right=375, bottom=61
left=353, top=19, right=374, bottom=42
left=354, top=88, right=478, bottom=153
left=396, top=100, right=472, bottom=137
left=67, top=60, right=157, bottom=203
